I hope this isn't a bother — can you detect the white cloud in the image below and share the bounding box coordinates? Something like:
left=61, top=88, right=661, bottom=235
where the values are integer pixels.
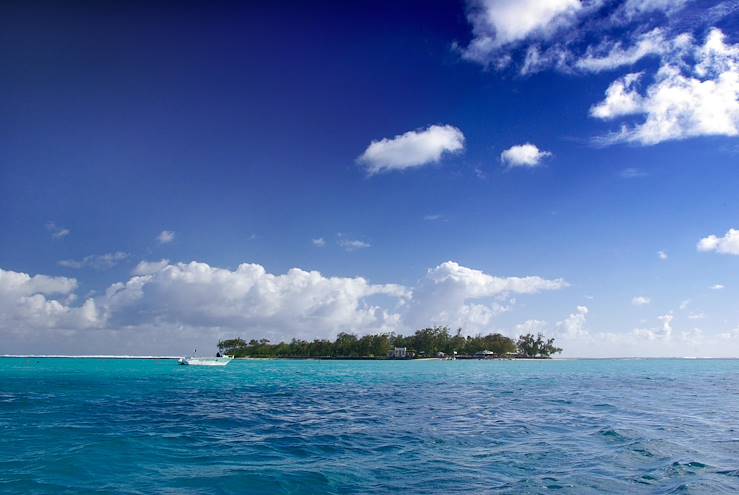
left=523, top=306, right=590, bottom=342
left=623, top=0, right=689, bottom=17
left=590, top=72, right=644, bottom=119
left=522, top=305, right=739, bottom=357
left=697, top=228, right=739, bottom=255
left=357, top=125, right=465, bottom=174
left=132, top=259, right=170, bottom=276
left=58, top=252, right=129, bottom=271
left=0, top=268, right=78, bottom=297
left=620, top=167, right=647, bottom=178
left=157, top=230, right=175, bottom=244
left=710, top=284, right=725, bottom=290
left=592, top=29, right=739, bottom=145
left=0, top=268, right=100, bottom=332
left=338, top=239, right=370, bottom=252
left=312, top=238, right=326, bottom=247
left=0, top=260, right=570, bottom=354
left=514, top=319, right=548, bottom=336
left=556, top=305, right=589, bottom=338
left=500, top=143, right=552, bottom=168
left=658, top=250, right=668, bottom=260
left=632, top=296, right=651, bottom=306
left=461, top=0, right=583, bottom=64
left=459, top=0, right=734, bottom=78
left=424, top=214, right=446, bottom=221
left=634, top=313, right=674, bottom=341
left=405, top=261, right=567, bottom=331
left=422, top=261, right=567, bottom=296
left=46, top=222, right=70, bottom=240
left=576, top=29, right=669, bottom=73
left=102, top=261, right=409, bottom=339
left=10, top=261, right=739, bottom=357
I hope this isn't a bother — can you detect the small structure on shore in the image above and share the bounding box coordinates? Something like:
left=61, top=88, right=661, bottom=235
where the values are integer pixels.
left=474, top=350, right=496, bottom=359
left=390, top=347, right=407, bottom=359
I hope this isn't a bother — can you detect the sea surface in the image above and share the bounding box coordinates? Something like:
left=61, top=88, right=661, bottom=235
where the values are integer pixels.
left=1, top=358, right=739, bottom=494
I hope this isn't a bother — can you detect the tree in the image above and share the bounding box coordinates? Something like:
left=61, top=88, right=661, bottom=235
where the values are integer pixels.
left=218, top=338, right=248, bottom=356
left=216, top=329, right=559, bottom=358
left=516, top=333, right=561, bottom=358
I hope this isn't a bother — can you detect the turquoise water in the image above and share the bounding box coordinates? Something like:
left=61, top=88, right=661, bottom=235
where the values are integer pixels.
left=1, top=359, right=739, bottom=494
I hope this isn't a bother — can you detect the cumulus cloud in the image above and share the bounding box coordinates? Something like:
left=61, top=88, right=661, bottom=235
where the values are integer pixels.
left=515, top=305, right=739, bottom=357
left=458, top=2, right=737, bottom=146
left=405, top=261, right=568, bottom=331
left=500, top=143, right=552, bottom=167
left=312, top=238, right=326, bottom=247
left=461, top=0, right=583, bottom=65
left=710, top=284, right=725, bottom=290
left=658, top=250, right=668, bottom=260
left=0, top=261, right=568, bottom=353
left=157, top=230, right=175, bottom=244
left=8, top=262, right=739, bottom=357
left=357, top=125, right=465, bottom=174
left=632, top=296, right=651, bottom=306
left=132, top=259, right=170, bottom=275
left=555, top=305, right=589, bottom=338
left=633, top=313, right=674, bottom=341
left=0, top=268, right=100, bottom=333
left=458, top=0, right=715, bottom=73
left=514, top=319, right=548, bottom=336
left=58, top=252, right=129, bottom=271
left=697, top=228, right=739, bottom=255
left=46, top=221, right=70, bottom=239
left=590, top=72, right=645, bottom=119
left=458, top=0, right=734, bottom=85
left=102, top=261, right=410, bottom=338
left=511, top=306, right=589, bottom=342
left=0, top=269, right=78, bottom=297
left=592, top=29, right=739, bottom=145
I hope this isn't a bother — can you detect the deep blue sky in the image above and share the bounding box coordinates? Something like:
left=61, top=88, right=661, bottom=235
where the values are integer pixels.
left=1, top=1, right=738, bottom=355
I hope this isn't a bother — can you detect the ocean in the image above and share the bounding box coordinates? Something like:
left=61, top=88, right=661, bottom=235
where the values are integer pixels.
left=1, top=358, right=738, bottom=494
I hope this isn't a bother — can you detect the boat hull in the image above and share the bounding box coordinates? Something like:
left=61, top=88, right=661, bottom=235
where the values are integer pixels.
left=178, top=357, right=233, bottom=366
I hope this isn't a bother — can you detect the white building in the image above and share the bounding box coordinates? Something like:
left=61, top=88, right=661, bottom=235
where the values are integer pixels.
left=391, top=347, right=407, bottom=358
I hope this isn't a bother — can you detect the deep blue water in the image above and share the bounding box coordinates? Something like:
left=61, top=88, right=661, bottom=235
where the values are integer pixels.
left=1, top=358, right=739, bottom=494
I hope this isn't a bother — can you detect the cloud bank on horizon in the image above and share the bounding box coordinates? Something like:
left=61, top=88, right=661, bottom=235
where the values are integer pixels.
left=0, top=261, right=567, bottom=353
left=3, top=249, right=738, bottom=357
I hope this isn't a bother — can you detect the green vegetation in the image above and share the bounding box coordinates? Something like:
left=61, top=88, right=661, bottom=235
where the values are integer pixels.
left=218, top=327, right=562, bottom=359
left=516, top=333, right=562, bottom=358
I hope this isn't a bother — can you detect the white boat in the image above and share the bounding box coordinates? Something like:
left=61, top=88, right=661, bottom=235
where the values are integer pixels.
left=178, top=355, right=233, bottom=366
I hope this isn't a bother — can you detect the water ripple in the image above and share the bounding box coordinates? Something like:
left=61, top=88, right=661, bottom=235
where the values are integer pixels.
left=1, top=358, right=738, bottom=494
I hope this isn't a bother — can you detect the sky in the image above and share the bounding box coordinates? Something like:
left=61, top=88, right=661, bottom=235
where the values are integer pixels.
left=1, top=0, right=738, bottom=357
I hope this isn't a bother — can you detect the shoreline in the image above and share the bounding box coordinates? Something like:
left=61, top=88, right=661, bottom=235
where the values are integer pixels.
left=1, top=355, right=736, bottom=360
left=0, top=355, right=181, bottom=360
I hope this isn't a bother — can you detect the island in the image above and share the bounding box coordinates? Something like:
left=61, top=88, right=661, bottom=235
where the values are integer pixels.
left=217, top=327, right=561, bottom=360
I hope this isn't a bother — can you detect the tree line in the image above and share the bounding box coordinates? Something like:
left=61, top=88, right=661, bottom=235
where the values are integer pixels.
left=217, top=327, right=561, bottom=359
